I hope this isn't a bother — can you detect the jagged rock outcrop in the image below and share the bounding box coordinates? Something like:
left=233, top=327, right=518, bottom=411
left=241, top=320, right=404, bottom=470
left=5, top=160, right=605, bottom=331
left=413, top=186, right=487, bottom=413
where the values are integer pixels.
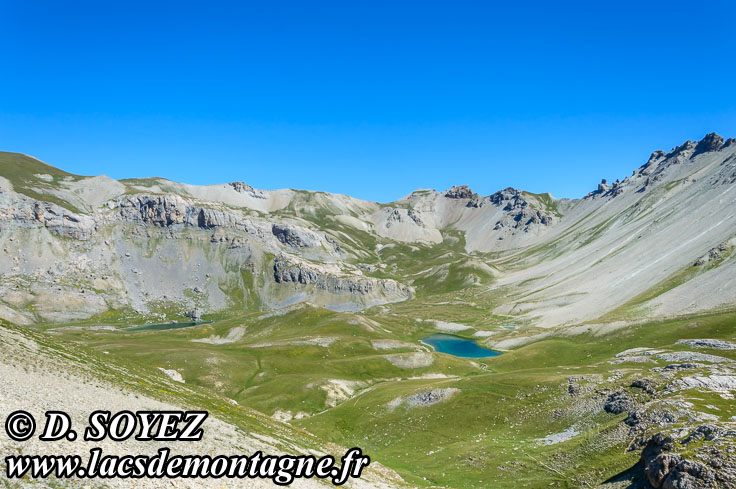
left=487, top=188, right=555, bottom=233
left=489, top=187, right=525, bottom=209
left=229, top=181, right=266, bottom=199
left=643, top=151, right=667, bottom=170
left=667, top=140, right=696, bottom=160
left=271, top=223, right=320, bottom=248
left=693, top=132, right=724, bottom=157
left=693, top=242, right=731, bottom=266
left=444, top=185, right=476, bottom=199
left=586, top=178, right=625, bottom=199
left=587, top=133, right=732, bottom=199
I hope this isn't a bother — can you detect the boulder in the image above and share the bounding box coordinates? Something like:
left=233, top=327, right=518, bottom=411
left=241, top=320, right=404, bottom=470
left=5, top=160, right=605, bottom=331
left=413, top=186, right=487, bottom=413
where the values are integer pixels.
left=683, top=424, right=725, bottom=444
left=662, top=460, right=717, bottom=489
left=189, top=308, right=202, bottom=321
left=604, top=390, right=635, bottom=415
left=646, top=453, right=683, bottom=488
left=676, top=338, right=736, bottom=350
left=631, top=378, right=656, bottom=395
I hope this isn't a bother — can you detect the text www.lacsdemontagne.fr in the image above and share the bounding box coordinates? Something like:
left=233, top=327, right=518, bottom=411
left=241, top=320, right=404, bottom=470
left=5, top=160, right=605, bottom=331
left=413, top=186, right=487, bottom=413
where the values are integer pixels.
left=6, top=447, right=370, bottom=486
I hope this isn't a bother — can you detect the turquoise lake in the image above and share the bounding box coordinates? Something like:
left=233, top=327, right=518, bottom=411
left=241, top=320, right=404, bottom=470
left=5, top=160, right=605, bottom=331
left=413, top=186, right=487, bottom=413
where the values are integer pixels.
left=421, top=333, right=501, bottom=358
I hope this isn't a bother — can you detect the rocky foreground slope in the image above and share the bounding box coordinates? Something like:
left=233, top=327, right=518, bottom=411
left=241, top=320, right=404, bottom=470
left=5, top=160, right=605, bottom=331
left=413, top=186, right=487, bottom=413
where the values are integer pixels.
left=0, top=133, right=735, bottom=327
left=0, top=323, right=405, bottom=489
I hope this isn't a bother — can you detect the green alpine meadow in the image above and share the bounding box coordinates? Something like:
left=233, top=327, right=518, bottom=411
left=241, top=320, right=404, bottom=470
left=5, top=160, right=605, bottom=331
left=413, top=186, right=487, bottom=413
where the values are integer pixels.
left=1, top=134, right=736, bottom=487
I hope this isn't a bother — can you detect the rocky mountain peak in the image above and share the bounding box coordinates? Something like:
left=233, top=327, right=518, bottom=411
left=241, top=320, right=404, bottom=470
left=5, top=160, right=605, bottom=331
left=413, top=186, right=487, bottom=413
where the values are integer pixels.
left=444, top=185, right=476, bottom=199
left=693, top=132, right=725, bottom=156
left=489, top=187, right=522, bottom=205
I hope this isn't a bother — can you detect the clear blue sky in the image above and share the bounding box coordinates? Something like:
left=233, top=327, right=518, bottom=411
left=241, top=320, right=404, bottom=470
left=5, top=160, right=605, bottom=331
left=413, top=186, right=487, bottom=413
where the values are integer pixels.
left=1, top=1, right=734, bottom=202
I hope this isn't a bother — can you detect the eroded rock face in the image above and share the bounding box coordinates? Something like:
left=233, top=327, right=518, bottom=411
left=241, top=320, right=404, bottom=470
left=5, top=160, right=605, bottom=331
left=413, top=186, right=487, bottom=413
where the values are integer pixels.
left=273, top=256, right=322, bottom=285
left=118, top=194, right=189, bottom=226
left=117, top=194, right=245, bottom=229
left=37, top=204, right=96, bottom=240
left=273, top=256, right=413, bottom=298
left=0, top=193, right=95, bottom=239
left=382, top=208, right=427, bottom=228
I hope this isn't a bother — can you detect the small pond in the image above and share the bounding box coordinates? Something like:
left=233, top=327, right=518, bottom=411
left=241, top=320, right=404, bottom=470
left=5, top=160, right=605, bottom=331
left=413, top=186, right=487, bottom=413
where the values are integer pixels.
left=125, top=321, right=210, bottom=332
left=421, top=333, right=501, bottom=358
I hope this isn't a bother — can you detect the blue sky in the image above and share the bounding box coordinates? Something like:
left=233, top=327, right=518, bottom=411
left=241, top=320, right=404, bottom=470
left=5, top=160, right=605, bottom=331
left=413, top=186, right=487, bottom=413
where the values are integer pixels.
left=1, top=1, right=734, bottom=202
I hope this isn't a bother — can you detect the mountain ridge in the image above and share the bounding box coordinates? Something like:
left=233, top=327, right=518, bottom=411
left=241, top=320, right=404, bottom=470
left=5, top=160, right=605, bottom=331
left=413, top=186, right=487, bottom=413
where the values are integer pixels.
left=0, top=132, right=734, bottom=328
left=4, top=132, right=732, bottom=206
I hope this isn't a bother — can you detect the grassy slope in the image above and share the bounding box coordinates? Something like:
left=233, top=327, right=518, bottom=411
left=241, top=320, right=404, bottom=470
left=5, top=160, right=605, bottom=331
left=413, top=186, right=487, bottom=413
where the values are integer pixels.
left=0, top=151, right=85, bottom=212
left=48, top=282, right=736, bottom=489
